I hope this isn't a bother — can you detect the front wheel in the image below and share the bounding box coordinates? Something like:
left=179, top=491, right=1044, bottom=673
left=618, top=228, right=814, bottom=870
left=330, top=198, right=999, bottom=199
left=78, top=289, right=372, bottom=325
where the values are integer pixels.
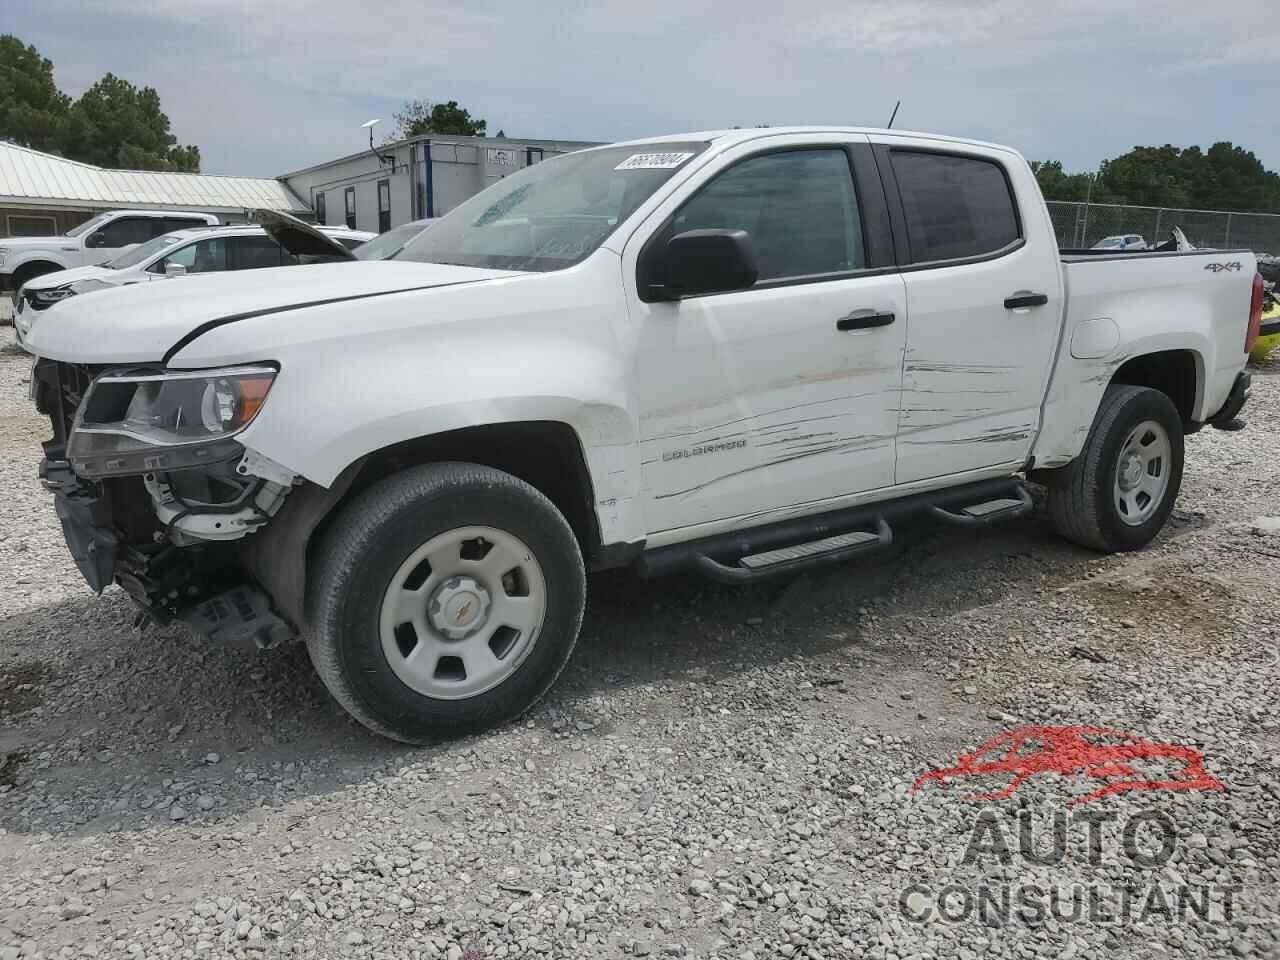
left=307, top=463, right=586, bottom=743
left=1047, top=384, right=1184, bottom=552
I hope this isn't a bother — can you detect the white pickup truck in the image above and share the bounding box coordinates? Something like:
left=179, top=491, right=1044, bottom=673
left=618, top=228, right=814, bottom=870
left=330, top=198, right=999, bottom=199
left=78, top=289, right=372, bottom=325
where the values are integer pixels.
left=1, top=209, right=220, bottom=296
left=26, top=127, right=1262, bottom=743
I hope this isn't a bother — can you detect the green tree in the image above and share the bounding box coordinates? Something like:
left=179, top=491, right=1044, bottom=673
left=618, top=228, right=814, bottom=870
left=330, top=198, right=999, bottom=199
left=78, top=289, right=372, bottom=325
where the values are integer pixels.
left=1029, top=160, right=1095, bottom=203
left=1035, top=145, right=1280, bottom=213
left=0, top=35, right=70, bottom=153
left=391, top=98, right=487, bottom=138
left=63, top=73, right=200, bottom=171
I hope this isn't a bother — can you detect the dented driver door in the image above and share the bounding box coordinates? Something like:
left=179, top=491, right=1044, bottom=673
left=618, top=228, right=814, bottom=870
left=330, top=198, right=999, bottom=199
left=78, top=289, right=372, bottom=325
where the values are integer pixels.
left=621, top=136, right=908, bottom=536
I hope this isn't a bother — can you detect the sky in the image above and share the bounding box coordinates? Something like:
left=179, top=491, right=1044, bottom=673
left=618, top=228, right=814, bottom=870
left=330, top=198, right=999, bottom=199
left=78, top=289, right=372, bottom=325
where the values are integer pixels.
left=5, top=0, right=1279, bottom=179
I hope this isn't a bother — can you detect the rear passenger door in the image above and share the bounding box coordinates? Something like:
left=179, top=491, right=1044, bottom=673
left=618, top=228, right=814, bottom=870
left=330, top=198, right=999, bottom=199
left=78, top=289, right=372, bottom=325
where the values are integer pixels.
left=871, top=137, right=1064, bottom=484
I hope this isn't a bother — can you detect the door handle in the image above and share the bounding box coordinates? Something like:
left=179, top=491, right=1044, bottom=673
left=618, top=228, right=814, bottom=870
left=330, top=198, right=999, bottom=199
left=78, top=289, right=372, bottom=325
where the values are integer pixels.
left=837, top=311, right=895, bottom=331
left=1004, top=293, right=1049, bottom=309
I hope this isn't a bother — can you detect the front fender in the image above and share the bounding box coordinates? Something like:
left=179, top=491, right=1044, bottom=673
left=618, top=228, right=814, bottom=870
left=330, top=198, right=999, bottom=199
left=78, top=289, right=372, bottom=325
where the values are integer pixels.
left=7, top=251, right=73, bottom=278
left=169, top=258, right=646, bottom=544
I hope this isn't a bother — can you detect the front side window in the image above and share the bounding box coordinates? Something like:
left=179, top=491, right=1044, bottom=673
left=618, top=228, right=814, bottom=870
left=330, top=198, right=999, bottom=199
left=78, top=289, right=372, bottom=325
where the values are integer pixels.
left=158, top=237, right=227, bottom=273
left=669, top=149, right=864, bottom=282
left=95, top=217, right=154, bottom=248
left=890, top=150, right=1020, bottom=263
left=345, top=187, right=356, bottom=230
left=394, top=142, right=708, bottom=272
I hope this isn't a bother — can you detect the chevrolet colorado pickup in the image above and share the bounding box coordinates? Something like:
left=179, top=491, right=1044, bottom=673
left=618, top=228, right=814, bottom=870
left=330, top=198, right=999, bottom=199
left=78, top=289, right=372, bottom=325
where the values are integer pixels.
left=25, top=128, right=1263, bottom=743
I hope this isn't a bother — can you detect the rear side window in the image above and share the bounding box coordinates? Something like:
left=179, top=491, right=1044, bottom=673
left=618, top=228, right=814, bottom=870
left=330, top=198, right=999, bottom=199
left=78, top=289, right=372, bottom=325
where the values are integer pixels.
left=229, top=236, right=286, bottom=270
left=890, top=151, right=1020, bottom=263
left=163, top=217, right=212, bottom=233
left=673, top=149, right=864, bottom=282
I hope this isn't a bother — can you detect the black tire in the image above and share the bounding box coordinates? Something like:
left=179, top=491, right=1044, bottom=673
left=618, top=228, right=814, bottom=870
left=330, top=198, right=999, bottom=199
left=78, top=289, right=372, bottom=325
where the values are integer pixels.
left=12, top=261, right=64, bottom=295
left=307, top=463, right=586, bottom=743
left=1047, top=384, right=1184, bottom=552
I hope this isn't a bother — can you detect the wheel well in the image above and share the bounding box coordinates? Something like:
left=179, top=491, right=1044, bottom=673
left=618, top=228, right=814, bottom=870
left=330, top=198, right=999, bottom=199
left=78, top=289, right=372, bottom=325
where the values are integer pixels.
left=1111, top=350, right=1198, bottom=425
left=341, top=421, right=601, bottom=558
left=12, top=260, right=64, bottom=289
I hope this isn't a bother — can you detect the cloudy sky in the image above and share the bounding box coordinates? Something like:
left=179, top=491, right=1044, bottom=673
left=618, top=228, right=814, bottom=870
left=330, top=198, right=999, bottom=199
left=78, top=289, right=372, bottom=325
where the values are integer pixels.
left=7, top=0, right=1279, bottom=178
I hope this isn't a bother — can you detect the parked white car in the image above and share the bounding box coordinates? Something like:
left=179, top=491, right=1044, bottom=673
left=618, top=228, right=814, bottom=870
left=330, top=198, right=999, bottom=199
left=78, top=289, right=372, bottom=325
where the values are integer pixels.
left=26, top=127, right=1262, bottom=743
left=0, top=209, right=220, bottom=295
left=1092, top=234, right=1149, bottom=251
left=14, top=221, right=373, bottom=345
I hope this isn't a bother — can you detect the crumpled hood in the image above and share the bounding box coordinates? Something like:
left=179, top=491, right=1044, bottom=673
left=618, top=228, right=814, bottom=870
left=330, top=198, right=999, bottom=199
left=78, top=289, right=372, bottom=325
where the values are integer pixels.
left=26, top=260, right=519, bottom=364
left=22, top=264, right=114, bottom=291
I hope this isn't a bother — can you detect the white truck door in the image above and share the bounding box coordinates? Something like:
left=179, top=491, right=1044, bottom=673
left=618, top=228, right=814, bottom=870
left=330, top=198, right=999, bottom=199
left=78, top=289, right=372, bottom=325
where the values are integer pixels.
left=623, top=137, right=907, bottom=535
left=869, top=136, right=1064, bottom=484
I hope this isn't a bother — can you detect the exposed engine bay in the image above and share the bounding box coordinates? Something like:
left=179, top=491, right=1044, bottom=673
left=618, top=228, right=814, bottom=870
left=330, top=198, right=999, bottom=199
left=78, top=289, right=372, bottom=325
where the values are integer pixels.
left=32, top=358, right=297, bottom=649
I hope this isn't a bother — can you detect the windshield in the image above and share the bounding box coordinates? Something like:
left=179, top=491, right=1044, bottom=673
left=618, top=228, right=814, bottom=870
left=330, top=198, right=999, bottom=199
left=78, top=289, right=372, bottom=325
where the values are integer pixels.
left=65, top=213, right=112, bottom=238
left=355, top=220, right=434, bottom=261
left=104, top=234, right=183, bottom=269
left=1094, top=237, right=1123, bottom=249
left=393, top=142, right=708, bottom=272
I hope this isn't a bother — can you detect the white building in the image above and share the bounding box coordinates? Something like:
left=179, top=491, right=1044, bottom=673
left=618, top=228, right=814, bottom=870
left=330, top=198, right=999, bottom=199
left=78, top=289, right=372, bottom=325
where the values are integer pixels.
left=281, top=135, right=599, bottom=233
left=0, top=140, right=310, bottom=238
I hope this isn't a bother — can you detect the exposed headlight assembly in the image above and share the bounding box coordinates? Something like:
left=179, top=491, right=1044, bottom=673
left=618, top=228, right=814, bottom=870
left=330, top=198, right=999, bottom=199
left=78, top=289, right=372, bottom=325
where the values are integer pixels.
left=66, top=279, right=114, bottom=296
left=68, top=365, right=277, bottom=478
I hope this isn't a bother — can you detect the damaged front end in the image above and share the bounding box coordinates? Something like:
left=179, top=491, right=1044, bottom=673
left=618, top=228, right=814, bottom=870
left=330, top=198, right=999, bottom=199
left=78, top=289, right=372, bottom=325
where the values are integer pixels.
left=33, top=359, right=297, bottom=650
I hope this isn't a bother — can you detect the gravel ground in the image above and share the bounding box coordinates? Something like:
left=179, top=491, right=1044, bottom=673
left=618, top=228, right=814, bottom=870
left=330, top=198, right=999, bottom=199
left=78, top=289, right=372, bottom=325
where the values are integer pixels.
left=1, top=325, right=1278, bottom=959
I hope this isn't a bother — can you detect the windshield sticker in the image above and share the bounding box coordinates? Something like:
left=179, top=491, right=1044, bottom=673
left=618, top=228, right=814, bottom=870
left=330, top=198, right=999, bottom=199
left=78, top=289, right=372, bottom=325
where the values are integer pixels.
left=615, top=152, right=695, bottom=171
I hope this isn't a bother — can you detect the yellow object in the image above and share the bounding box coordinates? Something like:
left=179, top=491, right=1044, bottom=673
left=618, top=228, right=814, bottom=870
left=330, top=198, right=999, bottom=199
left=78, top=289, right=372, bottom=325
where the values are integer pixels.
left=1251, top=302, right=1280, bottom=363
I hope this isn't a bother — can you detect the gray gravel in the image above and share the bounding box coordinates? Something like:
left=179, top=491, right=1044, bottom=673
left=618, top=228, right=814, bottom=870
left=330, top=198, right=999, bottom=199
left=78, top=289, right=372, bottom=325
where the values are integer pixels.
left=2, top=325, right=1279, bottom=958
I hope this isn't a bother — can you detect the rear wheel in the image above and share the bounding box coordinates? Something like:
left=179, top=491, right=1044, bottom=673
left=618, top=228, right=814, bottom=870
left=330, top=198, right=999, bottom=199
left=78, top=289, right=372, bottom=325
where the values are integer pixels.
left=307, top=463, right=586, bottom=743
left=1047, top=384, right=1184, bottom=552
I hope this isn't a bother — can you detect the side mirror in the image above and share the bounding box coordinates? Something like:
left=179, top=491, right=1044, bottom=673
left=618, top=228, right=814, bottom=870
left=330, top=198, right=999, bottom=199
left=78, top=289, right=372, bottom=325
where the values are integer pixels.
left=164, top=263, right=187, bottom=277
left=661, top=229, right=758, bottom=300
left=86, top=231, right=107, bottom=248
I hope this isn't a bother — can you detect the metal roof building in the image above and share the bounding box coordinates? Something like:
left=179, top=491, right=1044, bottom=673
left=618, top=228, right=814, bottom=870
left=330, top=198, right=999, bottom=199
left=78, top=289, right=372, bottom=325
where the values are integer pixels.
left=0, top=140, right=309, bottom=238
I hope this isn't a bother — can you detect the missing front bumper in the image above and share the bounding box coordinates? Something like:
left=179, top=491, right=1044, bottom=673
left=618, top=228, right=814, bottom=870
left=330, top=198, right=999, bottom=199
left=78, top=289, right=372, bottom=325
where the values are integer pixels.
left=41, top=454, right=117, bottom=593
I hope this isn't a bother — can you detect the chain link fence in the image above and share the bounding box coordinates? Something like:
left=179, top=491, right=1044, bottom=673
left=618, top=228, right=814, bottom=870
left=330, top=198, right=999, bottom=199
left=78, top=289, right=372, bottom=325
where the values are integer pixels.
left=1046, top=201, right=1280, bottom=255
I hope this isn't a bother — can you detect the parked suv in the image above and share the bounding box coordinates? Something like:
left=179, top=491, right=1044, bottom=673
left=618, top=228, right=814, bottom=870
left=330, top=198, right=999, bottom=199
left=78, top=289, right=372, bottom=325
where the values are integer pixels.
left=0, top=209, right=220, bottom=295
left=26, top=128, right=1261, bottom=743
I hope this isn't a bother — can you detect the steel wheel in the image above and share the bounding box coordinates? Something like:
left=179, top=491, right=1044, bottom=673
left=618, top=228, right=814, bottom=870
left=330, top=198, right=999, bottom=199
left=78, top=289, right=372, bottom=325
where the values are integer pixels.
left=379, top=525, right=547, bottom=700
left=1112, top=419, right=1171, bottom=527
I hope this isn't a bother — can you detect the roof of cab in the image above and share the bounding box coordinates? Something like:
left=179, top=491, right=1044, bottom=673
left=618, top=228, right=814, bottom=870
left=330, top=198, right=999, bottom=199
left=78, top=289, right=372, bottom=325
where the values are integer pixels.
left=603, top=126, right=1017, bottom=156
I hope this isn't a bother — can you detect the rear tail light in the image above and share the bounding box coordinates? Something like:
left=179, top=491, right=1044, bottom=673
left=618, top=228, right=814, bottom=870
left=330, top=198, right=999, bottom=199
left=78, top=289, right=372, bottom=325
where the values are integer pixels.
left=1247, top=272, right=1263, bottom=353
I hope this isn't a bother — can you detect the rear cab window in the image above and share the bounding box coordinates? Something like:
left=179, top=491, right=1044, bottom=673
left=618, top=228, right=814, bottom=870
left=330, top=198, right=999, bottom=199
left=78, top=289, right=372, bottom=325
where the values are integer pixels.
left=889, top=150, right=1021, bottom=263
